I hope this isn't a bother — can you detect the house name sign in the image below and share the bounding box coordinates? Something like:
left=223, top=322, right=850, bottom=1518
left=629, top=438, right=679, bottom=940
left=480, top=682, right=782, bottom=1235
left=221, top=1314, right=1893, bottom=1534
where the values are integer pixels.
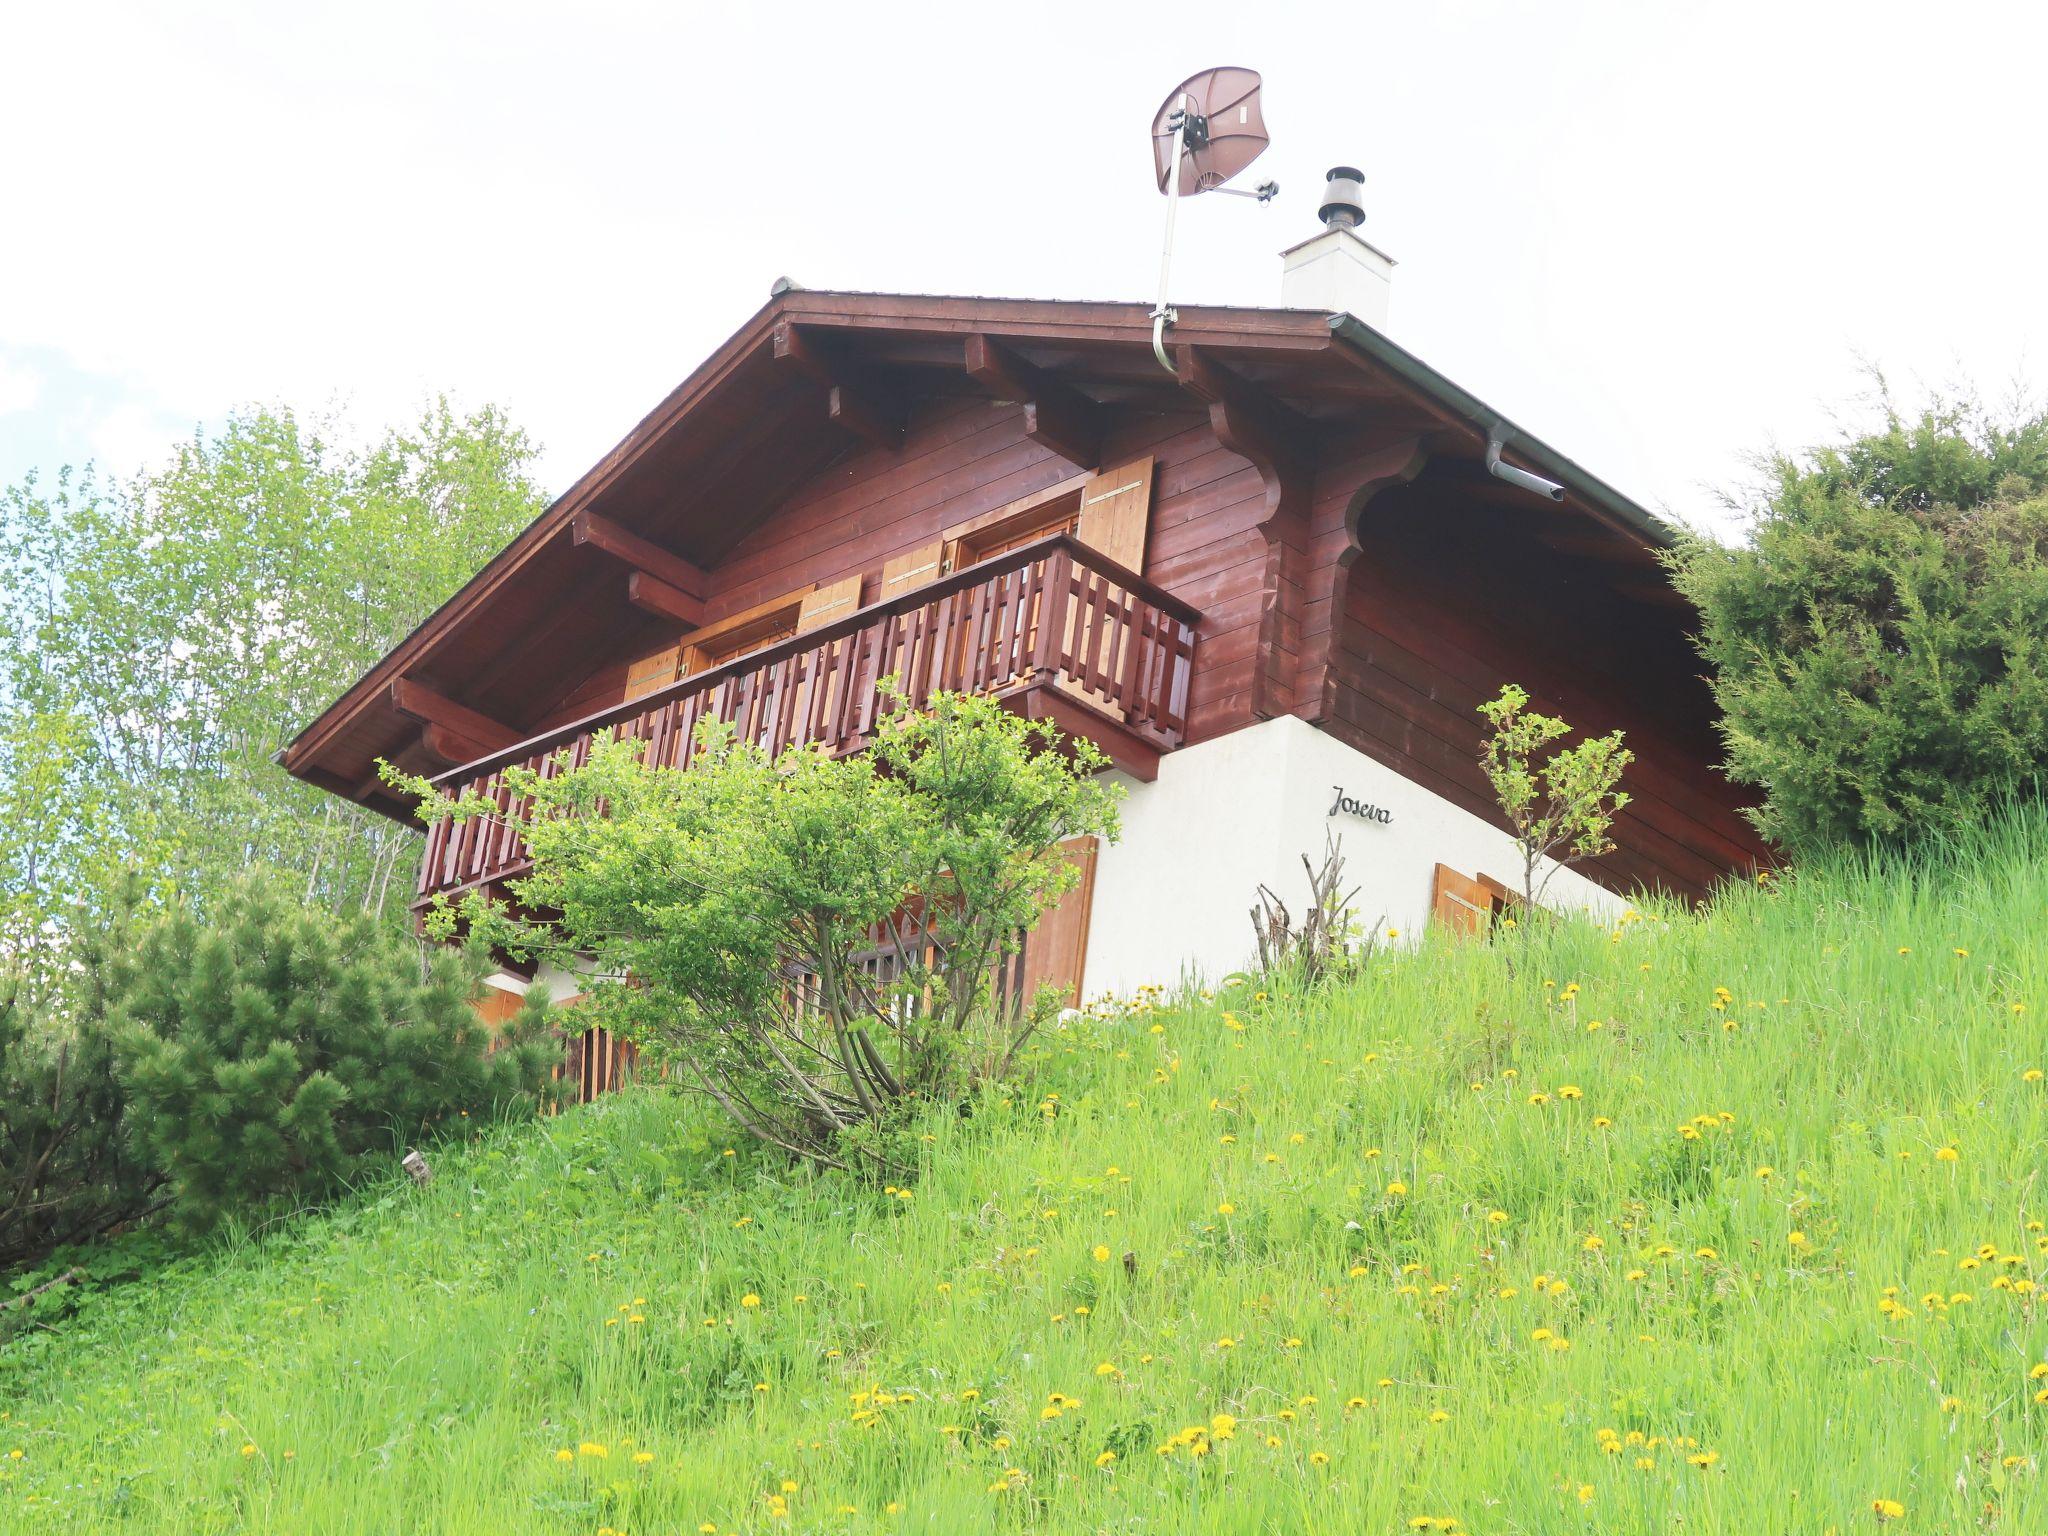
left=1327, top=786, right=1393, bottom=826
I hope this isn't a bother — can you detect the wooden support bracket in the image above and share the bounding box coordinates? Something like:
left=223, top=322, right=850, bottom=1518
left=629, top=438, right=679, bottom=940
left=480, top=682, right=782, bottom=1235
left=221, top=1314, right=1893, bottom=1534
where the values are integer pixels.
left=389, top=679, right=521, bottom=755
left=570, top=510, right=708, bottom=601
left=627, top=570, right=705, bottom=626
left=963, top=333, right=1103, bottom=467
left=1173, top=344, right=1314, bottom=485
left=772, top=320, right=905, bottom=451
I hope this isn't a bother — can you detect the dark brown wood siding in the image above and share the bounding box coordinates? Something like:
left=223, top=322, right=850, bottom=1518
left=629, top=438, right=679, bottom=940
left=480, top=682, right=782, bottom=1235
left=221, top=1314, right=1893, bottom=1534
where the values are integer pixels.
left=470, top=380, right=1757, bottom=907
left=1321, top=477, right=1766, bottom=903
left=537, top=397, right=1270, bottom=747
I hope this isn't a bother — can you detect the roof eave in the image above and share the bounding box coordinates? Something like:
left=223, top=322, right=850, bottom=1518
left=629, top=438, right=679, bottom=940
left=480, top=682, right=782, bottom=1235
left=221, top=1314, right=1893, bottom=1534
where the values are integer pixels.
left=1323, top=312, right=1676, bottom=550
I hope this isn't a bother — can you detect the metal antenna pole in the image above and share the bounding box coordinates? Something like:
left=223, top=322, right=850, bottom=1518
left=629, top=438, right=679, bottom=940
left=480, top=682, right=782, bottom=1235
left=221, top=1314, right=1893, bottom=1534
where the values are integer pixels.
left=1150, top=93, right=1189, bottom=376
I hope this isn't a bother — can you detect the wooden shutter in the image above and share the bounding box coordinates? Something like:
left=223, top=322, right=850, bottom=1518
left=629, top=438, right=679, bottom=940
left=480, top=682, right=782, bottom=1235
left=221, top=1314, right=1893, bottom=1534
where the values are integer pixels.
left=1075, top=457, right=1155, bottom=576
left=797, top=574, right=863, bottom=634
left=471, top=985, right=527, bottom=1032
left=1433, top=863, right=1512, bottom=939
left=624, top=642, right=682, bottom=700
left=879, top=540, right=945, bottom=601
left=1015, top=836, right=1099, bottom=1009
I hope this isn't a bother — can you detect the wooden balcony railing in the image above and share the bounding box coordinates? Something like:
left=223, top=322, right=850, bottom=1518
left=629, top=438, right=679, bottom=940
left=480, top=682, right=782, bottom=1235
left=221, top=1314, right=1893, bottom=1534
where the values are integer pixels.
left=414, top=533, right=1200, bottom=907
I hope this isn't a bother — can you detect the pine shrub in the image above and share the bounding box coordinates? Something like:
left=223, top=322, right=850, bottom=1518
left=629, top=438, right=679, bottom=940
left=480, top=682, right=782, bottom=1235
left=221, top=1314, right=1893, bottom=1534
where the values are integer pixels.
left=1672, top=393, right=2048, bottom=853
left=109, top=883, right=561, bottom=1234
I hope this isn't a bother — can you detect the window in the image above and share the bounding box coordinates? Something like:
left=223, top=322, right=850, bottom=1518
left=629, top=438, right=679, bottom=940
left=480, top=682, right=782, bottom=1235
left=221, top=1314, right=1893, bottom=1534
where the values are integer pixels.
left=942, top=479, right=1084, bottom=577
left=932, top=456, right=1157, bottom=584
left=679, top=593, right=805, bottom=676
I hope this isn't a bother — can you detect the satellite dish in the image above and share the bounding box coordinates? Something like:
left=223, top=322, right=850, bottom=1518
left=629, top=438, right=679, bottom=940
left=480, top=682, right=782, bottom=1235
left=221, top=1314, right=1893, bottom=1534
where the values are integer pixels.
left=1151, top=67, right=1271, bottom=196
left=1146, top=67, right=1278, bottom=372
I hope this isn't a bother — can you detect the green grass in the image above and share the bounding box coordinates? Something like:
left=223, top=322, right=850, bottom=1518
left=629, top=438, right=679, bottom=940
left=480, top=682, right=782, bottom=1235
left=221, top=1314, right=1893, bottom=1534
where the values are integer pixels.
left=6, top=815, right=2048, bottom=1534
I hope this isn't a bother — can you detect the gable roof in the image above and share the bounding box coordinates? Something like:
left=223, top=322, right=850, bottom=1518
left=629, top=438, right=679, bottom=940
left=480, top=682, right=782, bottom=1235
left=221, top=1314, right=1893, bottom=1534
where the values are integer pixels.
left=279, top=287, right=1678, bottom=814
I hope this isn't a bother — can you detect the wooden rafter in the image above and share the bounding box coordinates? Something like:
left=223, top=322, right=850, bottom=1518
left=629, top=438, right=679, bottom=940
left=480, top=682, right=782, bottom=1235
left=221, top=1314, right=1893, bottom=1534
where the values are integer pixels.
left=388, top=679, right=520, bottom=755
left=465, top=562, right=622, bottom=708
left=772, top=320, right=904, bottom=451
left=962, top=334, right=1103, bottom=467
left=570, top=510, right=707, bottom=601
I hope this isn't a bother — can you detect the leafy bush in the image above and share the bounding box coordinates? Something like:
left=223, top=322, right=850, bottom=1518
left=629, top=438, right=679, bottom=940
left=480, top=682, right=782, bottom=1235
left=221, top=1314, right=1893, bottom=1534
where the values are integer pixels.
left=405, top=690, right=1121, bottom=1174
left=110, top=883, right=562, bottom=1233
left=1672, top=392, right=2048, bottom=852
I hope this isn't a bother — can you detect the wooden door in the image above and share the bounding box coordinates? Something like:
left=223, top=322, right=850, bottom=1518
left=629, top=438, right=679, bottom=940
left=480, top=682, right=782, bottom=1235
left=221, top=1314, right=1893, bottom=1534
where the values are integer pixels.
left=1015, top=836, right=1099, bottom=1009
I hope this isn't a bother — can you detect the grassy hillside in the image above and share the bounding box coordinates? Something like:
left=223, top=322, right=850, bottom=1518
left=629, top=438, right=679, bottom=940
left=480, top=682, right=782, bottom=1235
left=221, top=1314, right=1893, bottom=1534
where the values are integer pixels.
left=5, top=818, right=2048, bottom=1534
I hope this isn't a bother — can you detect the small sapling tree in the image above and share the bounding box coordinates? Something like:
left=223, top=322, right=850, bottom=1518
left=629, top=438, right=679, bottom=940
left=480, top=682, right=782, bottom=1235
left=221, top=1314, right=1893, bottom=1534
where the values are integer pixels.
left=391, top=689, right=1121, bottom=1174
left=1477, top=684, right=1634, bottom=911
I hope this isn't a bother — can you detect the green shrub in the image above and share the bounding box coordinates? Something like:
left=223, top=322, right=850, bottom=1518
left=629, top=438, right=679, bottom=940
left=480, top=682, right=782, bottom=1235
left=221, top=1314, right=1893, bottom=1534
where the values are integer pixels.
left=1671, top=391, right=2048, bottom=853
left=400, top=690, right=1121, bottom=1176
left=108, top=882, right=561, bottom=1235
left=1, top=892, right=167, bottom=1271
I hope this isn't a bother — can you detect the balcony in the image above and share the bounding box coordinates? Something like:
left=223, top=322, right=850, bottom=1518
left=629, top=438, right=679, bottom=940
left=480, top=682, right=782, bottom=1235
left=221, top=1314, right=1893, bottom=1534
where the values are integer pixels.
left=414, top=533, right=1201, bottom=908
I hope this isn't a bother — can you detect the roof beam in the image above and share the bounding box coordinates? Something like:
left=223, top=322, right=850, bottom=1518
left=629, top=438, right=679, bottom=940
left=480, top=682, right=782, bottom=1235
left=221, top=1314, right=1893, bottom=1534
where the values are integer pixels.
left=772, top=321, right=905, bottom=451
left=962, top=334, right=1103, bottom=467
left=420, top=722, right=507, bottom=769
left=628, top=570, right=703, bottom=626
left=388, top=679, right=521, bottom=756
left=570, top=510, right=707, bottom=601
left=1173, top=345, right=1313, bottom=484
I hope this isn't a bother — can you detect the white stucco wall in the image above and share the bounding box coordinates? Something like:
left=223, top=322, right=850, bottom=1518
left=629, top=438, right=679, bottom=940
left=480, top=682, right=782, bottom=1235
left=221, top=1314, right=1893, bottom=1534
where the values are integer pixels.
left=1081, top=715, right=1622, bottom=1000
left=482, top=960, right=595, bottom=1005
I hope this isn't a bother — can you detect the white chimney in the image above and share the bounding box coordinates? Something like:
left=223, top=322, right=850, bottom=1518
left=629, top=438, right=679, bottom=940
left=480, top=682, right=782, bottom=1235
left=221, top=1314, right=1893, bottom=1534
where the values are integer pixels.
left=1280, top=165, right=1395, bottom=329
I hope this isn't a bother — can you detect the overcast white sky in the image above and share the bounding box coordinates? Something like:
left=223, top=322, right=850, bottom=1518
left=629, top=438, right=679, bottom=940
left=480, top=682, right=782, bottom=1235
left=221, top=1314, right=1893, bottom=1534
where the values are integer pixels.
left=3, top=1, right=2043, bottom=538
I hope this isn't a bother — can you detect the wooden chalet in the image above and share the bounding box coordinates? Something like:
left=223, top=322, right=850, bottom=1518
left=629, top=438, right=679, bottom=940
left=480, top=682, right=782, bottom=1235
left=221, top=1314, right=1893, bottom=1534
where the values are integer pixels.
left=282, top=222, right=1765, bottom=1046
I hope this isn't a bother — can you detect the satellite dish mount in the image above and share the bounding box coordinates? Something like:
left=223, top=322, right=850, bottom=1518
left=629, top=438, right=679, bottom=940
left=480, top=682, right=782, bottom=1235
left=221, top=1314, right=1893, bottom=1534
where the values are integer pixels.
left=1149, top=66, right=1277, bottom=373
